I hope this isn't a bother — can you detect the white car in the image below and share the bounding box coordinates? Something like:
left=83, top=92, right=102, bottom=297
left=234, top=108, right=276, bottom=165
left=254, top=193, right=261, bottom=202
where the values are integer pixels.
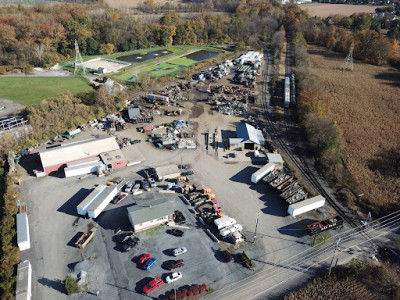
left=131, top=183, right=140, bottom=194
left=166, top=272, right=183, bottom=284
left=172, top=247, right=187, bottom=256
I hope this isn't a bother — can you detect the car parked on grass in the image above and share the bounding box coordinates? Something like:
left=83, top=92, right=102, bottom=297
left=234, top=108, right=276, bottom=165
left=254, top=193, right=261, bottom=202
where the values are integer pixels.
left=139, top=253, right=151, bottom=264
left=131, top=183, right=140, bottom=194
left=167, top=259, right=185, bottom=270
left=143, top=277, right=164, bottom=294
left=143, top=257, right=157, bottom=270
left=168, top=229, right=184, bottom=237
left=166, top=272, right=183, bottom=284
left=172, top=247, right=187, bottom=256
left=222, top=250, right=234, bottom=262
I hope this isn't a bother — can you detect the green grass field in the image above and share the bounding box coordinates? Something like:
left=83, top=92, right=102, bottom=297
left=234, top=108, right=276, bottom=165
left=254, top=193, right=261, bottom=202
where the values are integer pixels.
left=0, top=77, right=92, bottom=106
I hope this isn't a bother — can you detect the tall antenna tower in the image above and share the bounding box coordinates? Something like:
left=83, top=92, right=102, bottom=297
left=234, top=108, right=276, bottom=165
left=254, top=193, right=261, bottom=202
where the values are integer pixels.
left=343, top=41, right=354, bottom=71
left=74, top=39, right=86, bottom=76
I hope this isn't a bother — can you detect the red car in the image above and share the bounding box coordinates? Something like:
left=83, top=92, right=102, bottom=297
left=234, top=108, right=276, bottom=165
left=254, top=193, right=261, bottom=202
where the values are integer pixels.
left=139, top=253, right=151, bottom=264
left=167, top=259, right=185, bottom=270
left=143, top=277, right=164, bottom=294
left=112, top=194, right=127, bottom=204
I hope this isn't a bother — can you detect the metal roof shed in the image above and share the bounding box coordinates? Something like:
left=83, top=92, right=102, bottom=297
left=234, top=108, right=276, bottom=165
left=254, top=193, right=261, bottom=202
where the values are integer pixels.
left=16, top=260, right=32, bottom=300
left=128, top=108, right=141, bottom=119
left=17, top=213, right=30, bottom=251
left=155, top=164, right=181, bottom=180
left=236, top=123, right=264, bottom=146
left=127, top=198, right=173, bottom=232
left=267, top=153, right=284, bottom=165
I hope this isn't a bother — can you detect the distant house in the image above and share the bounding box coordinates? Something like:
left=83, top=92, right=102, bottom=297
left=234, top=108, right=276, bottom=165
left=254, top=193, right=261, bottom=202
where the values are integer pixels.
left=127, top=199, right=173, bottom=232
left=229, top=123, right=265, bottom=150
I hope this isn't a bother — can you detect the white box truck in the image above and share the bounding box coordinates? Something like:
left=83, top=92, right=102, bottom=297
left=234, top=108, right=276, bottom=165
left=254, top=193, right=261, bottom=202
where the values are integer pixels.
left=77, top=185, right=106, bottom=216
left=288, top=195, right=325, bottom=216
left=251, top=162, right=275, bottom=184
left=214, top=216, right=237, bottom=230
left=219, top=224, right=243, bottom=237
left=88, top=184, right=118, bottom=218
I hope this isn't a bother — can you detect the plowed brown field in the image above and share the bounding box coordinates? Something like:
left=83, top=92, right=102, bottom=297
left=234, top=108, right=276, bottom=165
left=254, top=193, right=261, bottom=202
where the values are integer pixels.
left=301, top=3, right=383, bottom=18
left=307, top=45, right=400, bottom=213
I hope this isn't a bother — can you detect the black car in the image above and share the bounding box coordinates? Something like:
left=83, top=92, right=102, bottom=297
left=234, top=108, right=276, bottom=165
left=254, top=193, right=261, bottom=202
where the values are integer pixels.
left=168, top=229, right=184, bottom=237
left=121, top=236, right=139, bottom=252
left=181, top=170, right=194, bottom=176
left=117, top=232, right=135, bottom=244
left=222, top=250, right=234, bottom=262
left=173, top=210, right=186, bottom=224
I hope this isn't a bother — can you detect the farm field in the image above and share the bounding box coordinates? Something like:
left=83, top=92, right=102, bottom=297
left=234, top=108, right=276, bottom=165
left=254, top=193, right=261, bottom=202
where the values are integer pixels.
left=307, top=44, right=400, bottom=214
left=301, top=3, right=383, bottom=17
left=0, top=77, right=92, bottom=106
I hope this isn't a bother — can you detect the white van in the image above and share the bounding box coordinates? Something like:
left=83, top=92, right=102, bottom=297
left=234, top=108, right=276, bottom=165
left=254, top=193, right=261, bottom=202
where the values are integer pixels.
left=172, top=247, right=187, bottom=256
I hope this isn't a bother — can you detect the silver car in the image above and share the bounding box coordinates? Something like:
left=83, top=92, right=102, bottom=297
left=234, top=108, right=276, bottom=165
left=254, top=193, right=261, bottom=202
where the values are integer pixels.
left=124, top=181, right=133, bottom=193
left=172, top=247, right=187, bottom=256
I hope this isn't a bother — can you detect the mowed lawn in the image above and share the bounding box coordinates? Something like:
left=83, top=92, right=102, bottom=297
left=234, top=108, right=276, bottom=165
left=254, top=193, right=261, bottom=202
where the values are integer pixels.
left=0, top=77, right=92, bottom=106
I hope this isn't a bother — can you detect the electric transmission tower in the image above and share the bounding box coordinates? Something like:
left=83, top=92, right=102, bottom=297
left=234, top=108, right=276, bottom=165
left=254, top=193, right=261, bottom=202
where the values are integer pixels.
left=343, top=41, right=354, bottom=71
left=74, top=39, right=86, bottom=76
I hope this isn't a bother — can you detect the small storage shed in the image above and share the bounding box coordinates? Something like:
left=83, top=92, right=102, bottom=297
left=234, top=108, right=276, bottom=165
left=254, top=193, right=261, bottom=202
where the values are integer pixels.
left=99, top=149, right=127, bottom=169
left=154, top=164, right=181, bottom=181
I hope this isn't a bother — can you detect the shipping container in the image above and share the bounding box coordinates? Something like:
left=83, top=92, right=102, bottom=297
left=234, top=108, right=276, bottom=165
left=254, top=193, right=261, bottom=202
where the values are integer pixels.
left=288, top=195, right=325, bottom=216
left=251, top=162, right=275, bottom=183
left=88, top=184, right=118, bottom=218
left=17, top=213, right=30, bottom=251
left=77, top=185, right=107, bottom=216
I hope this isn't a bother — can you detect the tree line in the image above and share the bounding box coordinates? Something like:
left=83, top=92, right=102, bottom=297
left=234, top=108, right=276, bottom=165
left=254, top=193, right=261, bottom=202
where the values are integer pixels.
left=0, top=1, right=282, bottom=70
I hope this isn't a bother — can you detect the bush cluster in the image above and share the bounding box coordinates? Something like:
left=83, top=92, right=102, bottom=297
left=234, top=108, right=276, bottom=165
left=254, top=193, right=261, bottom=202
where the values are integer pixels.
left=161, top=283, right=209, bottom=300
left=0, top=169, right=20, bottom=299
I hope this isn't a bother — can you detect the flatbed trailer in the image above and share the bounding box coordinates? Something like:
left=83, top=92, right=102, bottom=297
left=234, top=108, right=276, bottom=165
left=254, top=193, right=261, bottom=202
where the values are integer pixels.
left=75, top=225, right=97, bottom=249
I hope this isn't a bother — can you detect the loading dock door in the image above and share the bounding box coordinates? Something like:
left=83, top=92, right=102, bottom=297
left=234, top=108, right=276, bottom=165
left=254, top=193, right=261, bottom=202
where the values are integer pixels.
left=244, top=143, right=254, bottom=150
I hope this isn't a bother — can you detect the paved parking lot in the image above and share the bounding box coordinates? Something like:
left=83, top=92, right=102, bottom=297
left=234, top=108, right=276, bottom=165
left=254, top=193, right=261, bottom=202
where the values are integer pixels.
left=17, top=99, right=332, bottom=299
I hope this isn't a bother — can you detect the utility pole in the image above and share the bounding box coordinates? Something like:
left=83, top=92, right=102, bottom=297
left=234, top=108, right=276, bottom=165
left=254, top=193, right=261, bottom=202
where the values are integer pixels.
left=329, top=237, right=341, bottom=276
left=356, top=193, right=364, bottom=215
left=253, top=211, right=261, bottom=243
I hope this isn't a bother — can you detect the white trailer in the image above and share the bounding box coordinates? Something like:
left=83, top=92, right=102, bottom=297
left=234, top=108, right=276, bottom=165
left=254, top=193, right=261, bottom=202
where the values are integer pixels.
left=284, top=76, right=290, bottom=107
left=148, top=94, right=169, bottom=103
left=214, top=216, right=237, bottom=230
left=16, top=260, right=32, bottom=300
left=251, top=162, right=275, bottom=183
left=88, top=184, right=118, bottom=218
left=77, top=185, right=106, bottom=216
left=288, top=195, right=325, bottom=216
left=64, top=160, right=104, bottom=178
left=17, top=213, right=30, bottom=251
left=219, top=224, right=243, bottom=237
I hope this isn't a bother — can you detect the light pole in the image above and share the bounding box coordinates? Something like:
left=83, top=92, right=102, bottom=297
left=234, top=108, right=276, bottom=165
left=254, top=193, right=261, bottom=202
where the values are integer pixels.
left=253, top=211, right=261, bottom=243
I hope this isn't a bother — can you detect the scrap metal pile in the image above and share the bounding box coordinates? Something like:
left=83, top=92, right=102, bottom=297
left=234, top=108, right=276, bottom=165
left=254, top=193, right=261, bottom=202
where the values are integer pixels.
left=262, top=170, right=308, bottom=205
left=144, top=120, right=196, bottom=150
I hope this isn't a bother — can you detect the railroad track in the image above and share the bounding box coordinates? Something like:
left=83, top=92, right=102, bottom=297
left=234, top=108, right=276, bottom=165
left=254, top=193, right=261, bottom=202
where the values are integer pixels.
left=260, top=48, right=374, bottom=245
